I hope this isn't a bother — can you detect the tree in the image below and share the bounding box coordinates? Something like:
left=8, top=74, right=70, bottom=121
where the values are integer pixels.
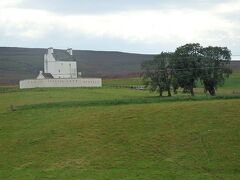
left=200, top=46, right=232, bottom=96
left=171, top=43, right=203, bottom=96
left=141, top=43, right=232, bottom=97
left=141, top=52, right=173, bottom=97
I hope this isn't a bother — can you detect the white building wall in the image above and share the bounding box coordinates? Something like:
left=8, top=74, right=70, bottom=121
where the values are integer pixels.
left=20, top=78, right=102, bottom=89
left=44, top=48, right=77, bottom=79
left=47, top=61, right=77, bottom=79
left=36, top=71, right=45, bottom=79
left=44, top=50, right=56, bottom=74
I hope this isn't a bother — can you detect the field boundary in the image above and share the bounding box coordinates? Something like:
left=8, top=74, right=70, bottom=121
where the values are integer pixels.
left=16, top=95, right=240, bottom=111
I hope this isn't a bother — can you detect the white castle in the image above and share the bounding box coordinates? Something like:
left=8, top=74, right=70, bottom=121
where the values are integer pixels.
left=19, top=48, right=102, bottom=89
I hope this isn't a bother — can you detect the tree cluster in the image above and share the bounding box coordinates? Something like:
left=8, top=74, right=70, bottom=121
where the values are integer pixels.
left=141, top=43, right=232, bottom=96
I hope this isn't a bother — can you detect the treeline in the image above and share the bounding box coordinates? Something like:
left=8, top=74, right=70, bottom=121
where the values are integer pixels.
left=141, top=43, right=232, bottom=96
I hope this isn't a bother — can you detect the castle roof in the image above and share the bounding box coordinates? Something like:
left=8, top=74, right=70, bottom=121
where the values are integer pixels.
left=52, top=50, right=76, bottom=62
left=42, top=73, right=54, bottom=79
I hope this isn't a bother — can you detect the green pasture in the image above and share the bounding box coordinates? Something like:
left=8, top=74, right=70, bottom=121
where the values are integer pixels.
left=0, top=72, right=240, bottom=179
left=103, top=71, right=240, bottom=87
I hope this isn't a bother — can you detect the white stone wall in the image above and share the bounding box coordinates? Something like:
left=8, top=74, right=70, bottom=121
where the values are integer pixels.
left=36, top=71, right=45, bottom=79
left=46, top=61, right=77, bottom=79
left=44, top=50, right=55, bottom=73
left=44, top=48, right=77, bottom=79
left=19, top=78, right=102, bottom=89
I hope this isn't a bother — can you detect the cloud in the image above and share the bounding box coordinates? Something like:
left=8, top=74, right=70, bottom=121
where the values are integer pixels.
left=214, top=1, right=240, bottom=13
left=0, top=0, right=23, bottom=8
left=0, top=0, right=240, bottom=54
left=0, top=7, right=236, bottom=41
left=18, top=0, right=229, bottom=15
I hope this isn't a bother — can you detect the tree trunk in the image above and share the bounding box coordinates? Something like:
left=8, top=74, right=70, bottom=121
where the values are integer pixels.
left=159, top=90, right=163, bottom=97
left=190, top=87, right=194, bottom=96
left=209, top=87, right=216, bottom=96
left=159, top=87, right=163, bottom=97
left=167, top=87, right=171, bottom=97
left=174, top=88, right=178, bottom=94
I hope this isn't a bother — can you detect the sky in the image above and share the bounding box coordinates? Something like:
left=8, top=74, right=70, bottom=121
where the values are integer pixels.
left=0, top=0, right=240, bottom=58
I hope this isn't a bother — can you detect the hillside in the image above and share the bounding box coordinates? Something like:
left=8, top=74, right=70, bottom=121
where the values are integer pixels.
left=0, top=47, right=153, bottom=84
left=0, top=47, right=239, bottom=84
left=0, top=78, right=240, bottom=179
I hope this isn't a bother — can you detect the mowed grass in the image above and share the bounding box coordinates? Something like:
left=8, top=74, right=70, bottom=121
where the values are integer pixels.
left=0, top=72, right=240, bottom=179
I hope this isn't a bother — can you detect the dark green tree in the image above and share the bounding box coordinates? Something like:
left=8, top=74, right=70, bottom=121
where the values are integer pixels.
left=141, top=52, right=173, bottom=97
left=142, top=43, right=232, bottom=97
left=171, top=43, right=203, bottom=96
left=200, top=46, right=232, bottom=96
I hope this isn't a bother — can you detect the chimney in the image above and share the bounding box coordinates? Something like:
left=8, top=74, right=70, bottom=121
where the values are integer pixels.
left=48, top=47, right=54, bottom=54
left=67, top=48, right=73, bottom=56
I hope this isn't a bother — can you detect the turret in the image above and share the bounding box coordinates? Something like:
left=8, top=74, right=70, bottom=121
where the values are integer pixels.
left=67, top=48, right=73, bottom=56
left=48, top=47, right=54, bottom=54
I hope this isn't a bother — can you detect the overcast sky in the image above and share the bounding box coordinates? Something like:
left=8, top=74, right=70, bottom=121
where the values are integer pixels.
left=0, top=0, right=240, bottom=57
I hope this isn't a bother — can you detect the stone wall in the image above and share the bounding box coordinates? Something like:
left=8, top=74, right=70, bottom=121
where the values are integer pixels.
left=44, top=49, right=78, bottom=79
left=19, top=78, right=102, bottom=89
left=46, top=61, right=77, bottom=79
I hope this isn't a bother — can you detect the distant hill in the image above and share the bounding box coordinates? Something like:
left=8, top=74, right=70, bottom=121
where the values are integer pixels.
left=0, top=47, right=239, bottom=84
left=0, top=47, right=153, bottom=84
left=230, top=60, right=240, bottom=71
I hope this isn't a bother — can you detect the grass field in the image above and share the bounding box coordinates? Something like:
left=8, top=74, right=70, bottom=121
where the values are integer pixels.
left=0, top=73, right=240, bottom=179
left=103, top=71, right=240, bottom=87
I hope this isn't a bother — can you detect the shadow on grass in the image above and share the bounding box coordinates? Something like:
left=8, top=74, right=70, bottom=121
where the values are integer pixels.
left=17, top=95, right=240, bottom=111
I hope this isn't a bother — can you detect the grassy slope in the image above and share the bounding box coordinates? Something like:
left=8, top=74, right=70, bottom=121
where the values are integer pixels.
left=224, top=71, right=240, bottom=88
left=0, top=73, right=240, bottom=179
left=103, top=71, right=240, bottom=86
left=103, top=77, right=143, bottom=86
left=0, top=99, right=240, bottom=179
left=103, top=72, right=240, bottom=96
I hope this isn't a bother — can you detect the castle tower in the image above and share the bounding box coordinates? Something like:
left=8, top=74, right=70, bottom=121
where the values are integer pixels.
left=67, top=48, right=73, bottom=56
left=48, top=47, right=54, bottom=54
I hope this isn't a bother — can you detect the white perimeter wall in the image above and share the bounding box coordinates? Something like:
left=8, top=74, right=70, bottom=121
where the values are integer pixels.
left=20, top=78, right=102, bottom=89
